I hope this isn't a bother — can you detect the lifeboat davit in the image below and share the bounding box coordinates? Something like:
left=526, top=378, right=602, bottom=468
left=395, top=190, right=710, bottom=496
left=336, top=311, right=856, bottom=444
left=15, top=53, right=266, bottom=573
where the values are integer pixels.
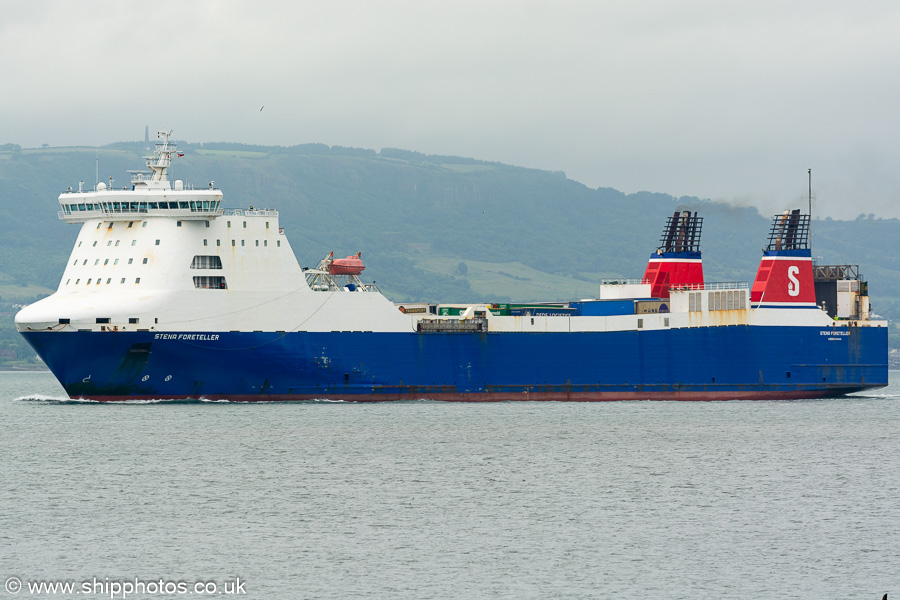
left=329, top=253, right=365, bottom=276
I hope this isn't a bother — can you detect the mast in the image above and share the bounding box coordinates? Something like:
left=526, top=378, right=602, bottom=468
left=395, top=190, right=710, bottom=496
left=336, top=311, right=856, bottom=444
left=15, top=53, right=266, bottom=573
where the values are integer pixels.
left=808, top=168, right=812, bottom=254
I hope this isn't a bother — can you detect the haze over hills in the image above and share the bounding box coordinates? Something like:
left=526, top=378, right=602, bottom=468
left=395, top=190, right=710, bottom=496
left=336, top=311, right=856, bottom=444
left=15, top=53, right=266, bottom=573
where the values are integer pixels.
left=1, top=140, right=898, bottom=363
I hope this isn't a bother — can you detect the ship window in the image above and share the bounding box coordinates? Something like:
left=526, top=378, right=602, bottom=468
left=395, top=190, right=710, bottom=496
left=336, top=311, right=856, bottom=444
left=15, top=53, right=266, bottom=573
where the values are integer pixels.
left=177, top=221, right=182, bottom=227
left=120, top=278, right=125, bottom=283
left=96, top=318, right=110, bottom=323
left=94, top=259, right=99, bottom=265
left=129, top=318, right=139, bottom=324
left=740, top=293, right=746, bottom=310
left=142, top=222, right=147, bottom=227
left=193, top=276, right=227, bottom=289
left=232, top=240, right=235, bottom=247
left=106, top=278, right=111, bottom=284
left=241, top=240, right=245, bottom=246
left=204, top=239, right=208, bottom=246
left=158, top=202, right=168, bottom=209
left=664, top=318, right=669, bottom=327
left=83, top=260, right=87, bottom=265
left=243, top=221, right=247, bottom=228
left=96, top=223, right=101, bottom=229
left=135, top=278, right=141, bottom=284
left=255, top=240, right=259, bottom=246
left=114, top=258, right=118, bottom=265
left=65, top=279, right=70, bottom=285
left=149, top=203, right=158, bottom=209
left=92, top=241, right=97, bottom=247
left=78, top=241, right=82, bottom=247
left=131, top=240, right=136, bottom=246
left=107, top=241, right=112, bottom=247
left=115, top=240, right=120, bottom=246
left=206, top=221, right=210, bottom=228
left=128, top=259, right=133, bottom=264
left=87, top=279, right=92, bottom=284
left=266, top=222, right=270, bottom=229
left=104, top=259, right=108, bottom=265
left=277, top=241, right=281, bottom=247
left=128, top=221, right=133, bottom=228
left=142, top=258, right=148, bottom=264
left=155, top=239, right=160, bottom=245
left=190, top=256, right=223, bottom=269
left=73, top=260, right=77, bottom=266
left=264, top=240, right=268, bottom=247
left=227, top=220, right=231, bottom=227
left=217, top=239, right=221, bottom=247
left=96, top=279, right=100, bottom=285
left=179, top=202, right=189, bottom=209
left=637, top=318, right=643, bottom=329
left=59, top=318, right=70, bottom=324
left=76, top=279, right=80, bottom=284
left=108, top=223, right=113, bottom=229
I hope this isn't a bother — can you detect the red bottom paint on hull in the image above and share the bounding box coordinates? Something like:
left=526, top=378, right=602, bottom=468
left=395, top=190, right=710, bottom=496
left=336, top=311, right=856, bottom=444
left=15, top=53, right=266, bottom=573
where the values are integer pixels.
left=70, top=388, right=873, bottom=402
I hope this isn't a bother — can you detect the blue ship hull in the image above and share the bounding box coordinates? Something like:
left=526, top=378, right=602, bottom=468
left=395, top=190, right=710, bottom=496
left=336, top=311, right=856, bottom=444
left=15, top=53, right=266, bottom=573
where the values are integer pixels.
left=22, top=325, right=888, bottom=401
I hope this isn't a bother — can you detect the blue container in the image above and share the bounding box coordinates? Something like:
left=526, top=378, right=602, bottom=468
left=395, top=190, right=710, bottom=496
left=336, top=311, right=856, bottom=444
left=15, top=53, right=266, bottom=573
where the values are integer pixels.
left=571, top=300, right=635, bottom=316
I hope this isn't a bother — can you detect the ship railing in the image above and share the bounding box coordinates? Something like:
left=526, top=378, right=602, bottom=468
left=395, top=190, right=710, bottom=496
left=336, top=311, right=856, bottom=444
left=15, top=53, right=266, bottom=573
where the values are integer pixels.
left=58, top=206, right=226, bottom=220
left=669, top=281, right=749, bottom=292
left=600, top=278, right=651, bottom=285
left=223, top=208, right=279, bottom=217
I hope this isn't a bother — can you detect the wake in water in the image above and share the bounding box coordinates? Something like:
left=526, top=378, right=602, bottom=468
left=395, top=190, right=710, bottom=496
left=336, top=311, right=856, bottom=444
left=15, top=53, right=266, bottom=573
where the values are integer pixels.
left=15, top=395, right=210, bottom=405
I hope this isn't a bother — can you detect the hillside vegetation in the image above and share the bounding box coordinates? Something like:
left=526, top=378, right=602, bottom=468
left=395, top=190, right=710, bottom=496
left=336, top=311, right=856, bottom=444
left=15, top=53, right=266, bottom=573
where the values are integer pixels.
left=1, top=140, right=898, bottom=365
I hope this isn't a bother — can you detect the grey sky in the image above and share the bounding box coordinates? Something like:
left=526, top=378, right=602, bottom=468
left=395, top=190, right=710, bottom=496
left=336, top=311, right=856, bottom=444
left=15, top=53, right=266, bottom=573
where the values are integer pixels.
left=3, top=0, right=899, bottom=219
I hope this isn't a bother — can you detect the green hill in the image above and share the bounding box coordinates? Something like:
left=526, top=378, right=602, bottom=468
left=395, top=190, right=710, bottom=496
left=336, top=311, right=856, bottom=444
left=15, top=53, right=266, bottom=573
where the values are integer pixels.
left=1, top=140, right=898, bottom=365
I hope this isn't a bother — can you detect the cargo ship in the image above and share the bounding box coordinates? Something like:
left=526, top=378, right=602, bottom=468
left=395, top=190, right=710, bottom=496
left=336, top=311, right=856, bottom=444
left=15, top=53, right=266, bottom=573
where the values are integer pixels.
left=15, top=132, right=889, bottom=401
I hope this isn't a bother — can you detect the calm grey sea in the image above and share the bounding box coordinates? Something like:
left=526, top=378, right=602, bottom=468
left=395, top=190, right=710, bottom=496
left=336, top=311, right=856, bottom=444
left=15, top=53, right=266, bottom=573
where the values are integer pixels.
left=1, top=371, right=897, bottom=600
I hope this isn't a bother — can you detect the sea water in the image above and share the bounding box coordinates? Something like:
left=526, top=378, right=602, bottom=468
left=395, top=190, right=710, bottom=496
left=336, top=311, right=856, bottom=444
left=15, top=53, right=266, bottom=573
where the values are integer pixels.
left=0, top=371, right=897, bottom=600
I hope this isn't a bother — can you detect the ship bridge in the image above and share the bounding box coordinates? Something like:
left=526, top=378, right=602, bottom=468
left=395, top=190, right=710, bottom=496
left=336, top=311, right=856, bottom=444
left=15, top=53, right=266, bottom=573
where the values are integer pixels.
left=56, top=130, right=224, bottom=223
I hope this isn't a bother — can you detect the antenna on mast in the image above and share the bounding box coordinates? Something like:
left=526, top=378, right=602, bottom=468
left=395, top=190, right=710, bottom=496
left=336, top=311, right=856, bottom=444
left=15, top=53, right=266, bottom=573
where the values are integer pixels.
left=807, top=168, right=813, bottom=253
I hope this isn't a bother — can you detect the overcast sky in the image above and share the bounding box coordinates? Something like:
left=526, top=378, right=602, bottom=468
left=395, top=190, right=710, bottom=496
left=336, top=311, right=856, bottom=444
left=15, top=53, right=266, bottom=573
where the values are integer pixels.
left=3, top=0, right=899, bottom=219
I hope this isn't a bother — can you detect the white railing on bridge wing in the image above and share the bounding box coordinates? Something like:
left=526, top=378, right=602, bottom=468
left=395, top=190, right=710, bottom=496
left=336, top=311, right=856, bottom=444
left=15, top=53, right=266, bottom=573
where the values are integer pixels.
left=222, top=208, right=279, bottom=217
left=600, top=278, right=651, bottom=285
left=669, top=281, right=749, bottom=291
